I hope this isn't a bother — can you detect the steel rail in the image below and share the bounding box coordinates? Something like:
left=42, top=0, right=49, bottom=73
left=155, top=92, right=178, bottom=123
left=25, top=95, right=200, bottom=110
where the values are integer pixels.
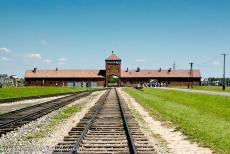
left=0, top=92, right=90, bottom=130
left=115, top=88, right=137, bottom=154
left=0, top=89, right=107, bottom=135
left=0, top=93, right=76, bottom=118
left=68, top=88, right=137, bottom=154
left=0, top=89, right=104, bottom=118
left=0, top=88, right=105, bottom=104
left=0, top=91, right=77, bottom=104
left=69, top=89, right=110, bottom=154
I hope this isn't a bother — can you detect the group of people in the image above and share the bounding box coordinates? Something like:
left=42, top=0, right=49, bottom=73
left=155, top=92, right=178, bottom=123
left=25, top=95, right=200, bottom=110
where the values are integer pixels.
left=136, top=82, right=169, bottom=89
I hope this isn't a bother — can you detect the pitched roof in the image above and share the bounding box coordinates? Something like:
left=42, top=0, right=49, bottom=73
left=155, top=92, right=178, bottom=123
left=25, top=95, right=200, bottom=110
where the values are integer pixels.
left=121, top=69, right=201, bottom=78
left=25, top=69, right=201, bottom=78
left=25, top=69, right=104, bottom=78
left=105, top=53, right=121, bottom=61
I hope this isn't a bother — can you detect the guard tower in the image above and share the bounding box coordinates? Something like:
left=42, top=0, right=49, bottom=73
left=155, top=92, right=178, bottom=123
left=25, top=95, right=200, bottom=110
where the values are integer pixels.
left=105, top=51, right=121, bottom=87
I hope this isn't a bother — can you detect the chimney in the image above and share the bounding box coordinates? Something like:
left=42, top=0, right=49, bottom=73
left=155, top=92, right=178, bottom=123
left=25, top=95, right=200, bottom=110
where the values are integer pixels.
left=32, top=67, right=37, bottom=73
left=136, top=67, right=140, bottom=72
left=56, top=67, right=58, bottom=71
left=158, top=68, right=162, bottom=72
left=168, top=67, right=172, bottom=73
left=126, top=67, right=129, bottom=72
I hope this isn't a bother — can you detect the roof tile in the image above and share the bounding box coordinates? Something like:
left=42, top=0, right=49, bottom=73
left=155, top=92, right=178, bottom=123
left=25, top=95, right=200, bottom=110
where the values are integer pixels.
left=25, top=69, right=104, bottom=78
left=25, top=69, right=201, bottom=78
left=105, top=53, right=121, bottom=61
left=121, top=69, right=201, bottom=78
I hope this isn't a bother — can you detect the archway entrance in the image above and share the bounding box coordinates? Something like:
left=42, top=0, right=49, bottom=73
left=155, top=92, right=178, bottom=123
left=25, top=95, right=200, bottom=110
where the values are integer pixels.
left=108, top=75, right=119, bottom=87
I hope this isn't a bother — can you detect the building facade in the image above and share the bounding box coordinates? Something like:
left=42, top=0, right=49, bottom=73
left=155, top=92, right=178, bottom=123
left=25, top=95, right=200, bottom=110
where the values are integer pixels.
left=25, top=52, right=201, bottom=87
left=0, top=74, right=22, bottom=87
left=105, top=51, right=121, bottom=86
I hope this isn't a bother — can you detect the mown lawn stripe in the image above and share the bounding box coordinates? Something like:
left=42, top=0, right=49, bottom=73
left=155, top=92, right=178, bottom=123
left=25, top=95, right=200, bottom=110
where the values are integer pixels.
left=123, top=88, right=230, bottom=154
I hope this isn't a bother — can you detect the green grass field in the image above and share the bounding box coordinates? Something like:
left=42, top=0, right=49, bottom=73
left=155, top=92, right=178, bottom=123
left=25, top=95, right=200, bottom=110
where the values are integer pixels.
left=173, top=86, right=230, bottom=92
left=0, top=87, right=94, bottom=99
left=123, top=88, right=230, bottom=154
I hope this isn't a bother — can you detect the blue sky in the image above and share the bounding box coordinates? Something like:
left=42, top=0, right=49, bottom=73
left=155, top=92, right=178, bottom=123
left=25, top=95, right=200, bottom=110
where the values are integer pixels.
left=0, top=0, right=229, bottom=78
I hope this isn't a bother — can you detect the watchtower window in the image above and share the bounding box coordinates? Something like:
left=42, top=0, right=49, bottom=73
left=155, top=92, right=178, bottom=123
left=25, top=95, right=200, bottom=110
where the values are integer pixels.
left=106, top=61, right=121, bottom=65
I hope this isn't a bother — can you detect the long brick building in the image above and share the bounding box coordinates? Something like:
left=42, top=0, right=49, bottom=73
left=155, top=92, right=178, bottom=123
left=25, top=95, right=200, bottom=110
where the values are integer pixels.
left=25, top=52, right=201, bottom=87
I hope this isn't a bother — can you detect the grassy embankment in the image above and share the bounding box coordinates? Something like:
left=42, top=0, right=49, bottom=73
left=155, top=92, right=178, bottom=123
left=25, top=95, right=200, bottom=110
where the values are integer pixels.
left=123, top=88, right=230, bottom=154
left=173, top=86, right=230, bottom=92
left=25, top=104, right=81, bottom=140
left=0, top=87, right=94, bottom=99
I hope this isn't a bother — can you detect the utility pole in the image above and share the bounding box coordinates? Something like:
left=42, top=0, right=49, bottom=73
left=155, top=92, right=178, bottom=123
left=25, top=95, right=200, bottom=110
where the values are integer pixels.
left=188, top=61, right=194, bottom=89
left=222, top=53, right=227, bottom=90
left=173, top=60, right=176, bottom=70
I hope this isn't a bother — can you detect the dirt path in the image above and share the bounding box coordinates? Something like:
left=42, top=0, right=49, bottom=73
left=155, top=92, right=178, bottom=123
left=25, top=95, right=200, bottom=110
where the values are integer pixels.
left=157, top=87, right=230, bottom=96
left=118, top=88, right=212, bottom=154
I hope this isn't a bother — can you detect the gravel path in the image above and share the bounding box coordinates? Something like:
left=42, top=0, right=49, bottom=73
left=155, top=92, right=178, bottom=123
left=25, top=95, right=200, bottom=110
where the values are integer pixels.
left=119, top=88, right=212, bottom=154
left=157, top=87, right=230, bottom=96
left=0, top=91, right=105, bottom=154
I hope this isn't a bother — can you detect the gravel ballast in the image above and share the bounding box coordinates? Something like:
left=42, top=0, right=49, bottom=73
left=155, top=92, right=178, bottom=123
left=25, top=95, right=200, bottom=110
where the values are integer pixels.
left=0, top=91, right=105, bottom=154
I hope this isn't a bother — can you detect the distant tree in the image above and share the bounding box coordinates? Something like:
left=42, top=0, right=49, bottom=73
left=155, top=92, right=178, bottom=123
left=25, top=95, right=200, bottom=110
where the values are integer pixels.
left=108, top=76, right=119, bottom=84
left=208, top=77, right=230, bottom=86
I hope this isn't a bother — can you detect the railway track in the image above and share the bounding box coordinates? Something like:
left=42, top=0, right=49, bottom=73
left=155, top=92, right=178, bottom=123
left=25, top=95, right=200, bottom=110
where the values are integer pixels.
left=54, top=88, right=156, bottom=154
left=0, top=91, right=78, bottom=104
left=0, top=90, right=103, bottom=136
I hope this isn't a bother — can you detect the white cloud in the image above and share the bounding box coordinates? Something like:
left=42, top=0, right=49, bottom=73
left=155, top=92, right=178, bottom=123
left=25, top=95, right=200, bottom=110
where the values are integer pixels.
left=0, top=48, right=11, bottom=53
left=25, top=52, right=53, bottom=64
left=212, top=61, right=220, bottom=66
left=43, top=59, right=51, bottom=63
left=59, top=58, right=67, bottom=62
left=58, top=58, right=68, bottom=65
left=26, top=53, right=42, bottom=59
left=136, top=58, right=147, bottom=63
left=40, top=40, right=48, bottom=46
left=1, top=57, right=10, bottom=61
